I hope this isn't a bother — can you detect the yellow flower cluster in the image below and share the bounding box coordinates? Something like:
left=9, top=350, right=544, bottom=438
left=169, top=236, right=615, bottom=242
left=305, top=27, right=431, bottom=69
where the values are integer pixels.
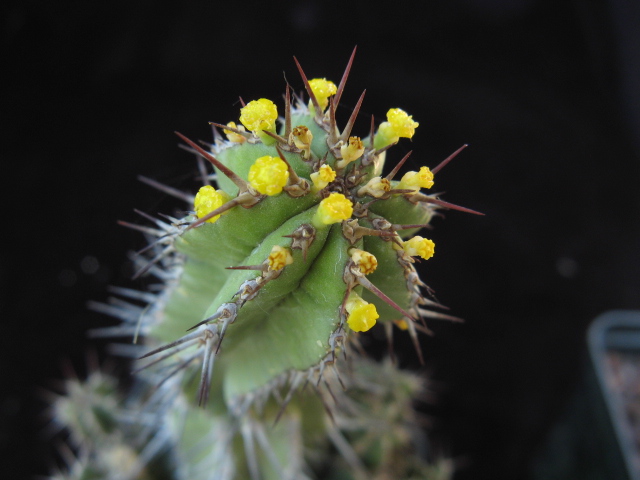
left=193, top=185, right=231, bottom=224
left=337, top=136, right=364, bottom=169
left=248, top=156, right=289, bottom=196
left=403, top=236, right=435, bottom=260
left=223, top=122, right=247, bottom=143
left=313, top=193, right=353, bottom=226
left=398, top=166, right=434, bottom=191
left=267, top=245, right=294, bottom=271
left=308, top=78, right=337, bottom=111
left=345, top=292, right=379, bottom=332
left=239, top=99, right=278, bottom=134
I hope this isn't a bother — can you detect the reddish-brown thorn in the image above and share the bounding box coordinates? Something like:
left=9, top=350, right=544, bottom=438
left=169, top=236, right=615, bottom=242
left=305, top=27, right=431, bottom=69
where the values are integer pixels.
left=328, top=97, right=338, bottom=146
left=419, top=309, right=464, bottom=323
left=186, top=198, right=240, bottom=231
left=414, top=194, right=485, bottom=215
left=392, top=223, right=433, bottom=231
left=175, top=132, right=249, bottom=192
left=238, top=96, right=246, bottom=108
left=374, top=142, right=397, bottom=157
left=208, top=122, right=251, bottom=139
left=275, top=146, right=303, bottom=183
left=334, top=46, right=357, bottom=108
left=357, top=276, right=417, bottom=322
left=431, top=144, right=468, bottom=175
left=293, top=56, right=321, bottom=115
left=260, top=129, right=288, bottom=144
left=339, top=90, right=366, bottom=142
left=385, top=150, right=413, bottom=182
left=368, top=115, right=376, bottom=149
left=284, top=83, right=292, bottom=139
left=225, top=265, right=267, bottom=271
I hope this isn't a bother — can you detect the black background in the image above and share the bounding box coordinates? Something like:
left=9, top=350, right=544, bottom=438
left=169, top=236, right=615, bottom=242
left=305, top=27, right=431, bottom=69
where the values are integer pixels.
left=3, top=1, right=640, bottom=479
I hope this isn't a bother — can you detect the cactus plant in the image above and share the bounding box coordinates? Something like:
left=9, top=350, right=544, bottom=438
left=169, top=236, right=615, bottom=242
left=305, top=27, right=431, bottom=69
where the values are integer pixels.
left=49, top=48, right=478, bottom=480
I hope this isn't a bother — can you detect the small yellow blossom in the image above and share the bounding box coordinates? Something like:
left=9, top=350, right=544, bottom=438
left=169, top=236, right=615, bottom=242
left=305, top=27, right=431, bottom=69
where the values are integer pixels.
left=310, top=164, right=336, bottom=192
left=194, top=185, right=231, bottom=223
left=349, top=248, right=378, bottom=275
left=248, top=156, right=289, bottom=196
left=357, top=176, right=391, bottom=198
left=267, top=245, right=294, bottom=271
left=345, top=293, right=378, bottom=332
left=403, top=236, right=435, bottom=260
left=223, top=122, right=247, bottom=143
left=397, top=166, right=434, bottom=191
left=374, top=108, right=419, bottom=149
left=313, top=193, right=353, bottom=226
left=394, top=319, right=409, bottom=330
left=239, top=99, right=278, bottom=134
left=290, top=125, right=313, bottom=159
left=308, top=78, right=337, bottom=111
left=337, top=136, right=365, bottom=168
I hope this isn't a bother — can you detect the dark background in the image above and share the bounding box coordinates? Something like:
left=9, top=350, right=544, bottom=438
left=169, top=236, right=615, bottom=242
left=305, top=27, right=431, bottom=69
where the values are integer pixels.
left=3, top=1, right=640, bottom=479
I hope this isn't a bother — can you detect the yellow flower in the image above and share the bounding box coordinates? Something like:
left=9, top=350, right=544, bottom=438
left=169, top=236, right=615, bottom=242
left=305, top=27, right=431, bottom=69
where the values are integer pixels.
left=349, top=248, right=378, bottom=275
left=248, top=156, right=289, bottom=196
left=337, top=136, right=365, bottom=169
left=239, top=98, right=278, bottom=133
left=313, top=193, right=353, bottom=226
left=345, top=293, right=378, bottom=332
left=193, top=185, right=231, bottom=223
left=374, top=108, right=419, bottom=149
left=308, top=78, right=337, bottom=111
left=290, top=125, right=313, bottom=158
left=222, top=122, right=247, bottom=143
left=397, top=166, right=434, bottom=191
left=403, top=236, right=435, bottom=260
left=267, top=245, right=294, bottom=271
left=357, top=176, right=391, bottom=198
left=310, top=164, right=336, bottom=192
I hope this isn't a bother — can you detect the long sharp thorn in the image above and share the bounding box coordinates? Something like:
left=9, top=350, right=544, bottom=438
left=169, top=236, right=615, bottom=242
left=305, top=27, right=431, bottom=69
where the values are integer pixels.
left=418, top=309, right=464, bottom=323
left=238, top=96, right=246, bottom=108
left=117, top=220, right=163, bottom=237
left=284, top=83, right=292, bottom=139
left=357, top=276, right=417, bottom=322
left=187, top=311, right=223, bottom=332
left=208, top=122, right=251, bottom=140
left=340, top=89, right=366, bottom=142
left=132, top=245, right=173, bottom=280
left=293, top=56, right=321, bottom=115
left=260, top=129, right=288, bottom=144
left=385, top=150, right=413, bottom=181
left=432, top=144, right=468, bottom=175
left=198, top=342, right=215, bottom=407
left=414, top=194, right=485, bottom=215
left=215, top=317, right=233, bottom=354
left=132, top=339, right=198, bottom=374
left=187, top=195, right=254, bottom=231
left=328, top=97, right=338, bottom=146
left=334, top=46, right=357, bottom=108
left=369, top=114, right=376, bottom=149
left=138, top=329, right=204, bottom=359
left=225, top=265, right=267, bottom=271
left=392, top=222, right=433, bottom=231
left=407, top=322, right=425, bottom=365
left=175, top=132, right=250, bottom=192
left=137, top=176, right=194, bottom=203
left=276, top=146, right=302, bottom=183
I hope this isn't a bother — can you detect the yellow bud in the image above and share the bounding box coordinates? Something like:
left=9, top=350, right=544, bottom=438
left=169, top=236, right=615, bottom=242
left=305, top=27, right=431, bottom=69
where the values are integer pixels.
left=193, top=185, right=231, bottom=223
left=267, top=245, right=294, bottom=271
left=248, top=156, right=289, bottom=196
left=374, top=108, right=419, bottom=149
left=313, top=193, right=353, bottom=226
left=345, top=293, right=378, bottom=332
left=403, top=236, right=435, bottom=260
left=310, top=164, right=336, bottom=192
left=394, top=319, right=409, bottom=330
left=308, top=78, right=337, bottom=111
left=337, top=136, right=365, bottom=168
left=223, top=122, right=247, bottom=143
left=397, top=166, right=434, bottom=191
left=349, top=248, right=378, bottom=275
left=239, top=98, right=278, bottom=134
